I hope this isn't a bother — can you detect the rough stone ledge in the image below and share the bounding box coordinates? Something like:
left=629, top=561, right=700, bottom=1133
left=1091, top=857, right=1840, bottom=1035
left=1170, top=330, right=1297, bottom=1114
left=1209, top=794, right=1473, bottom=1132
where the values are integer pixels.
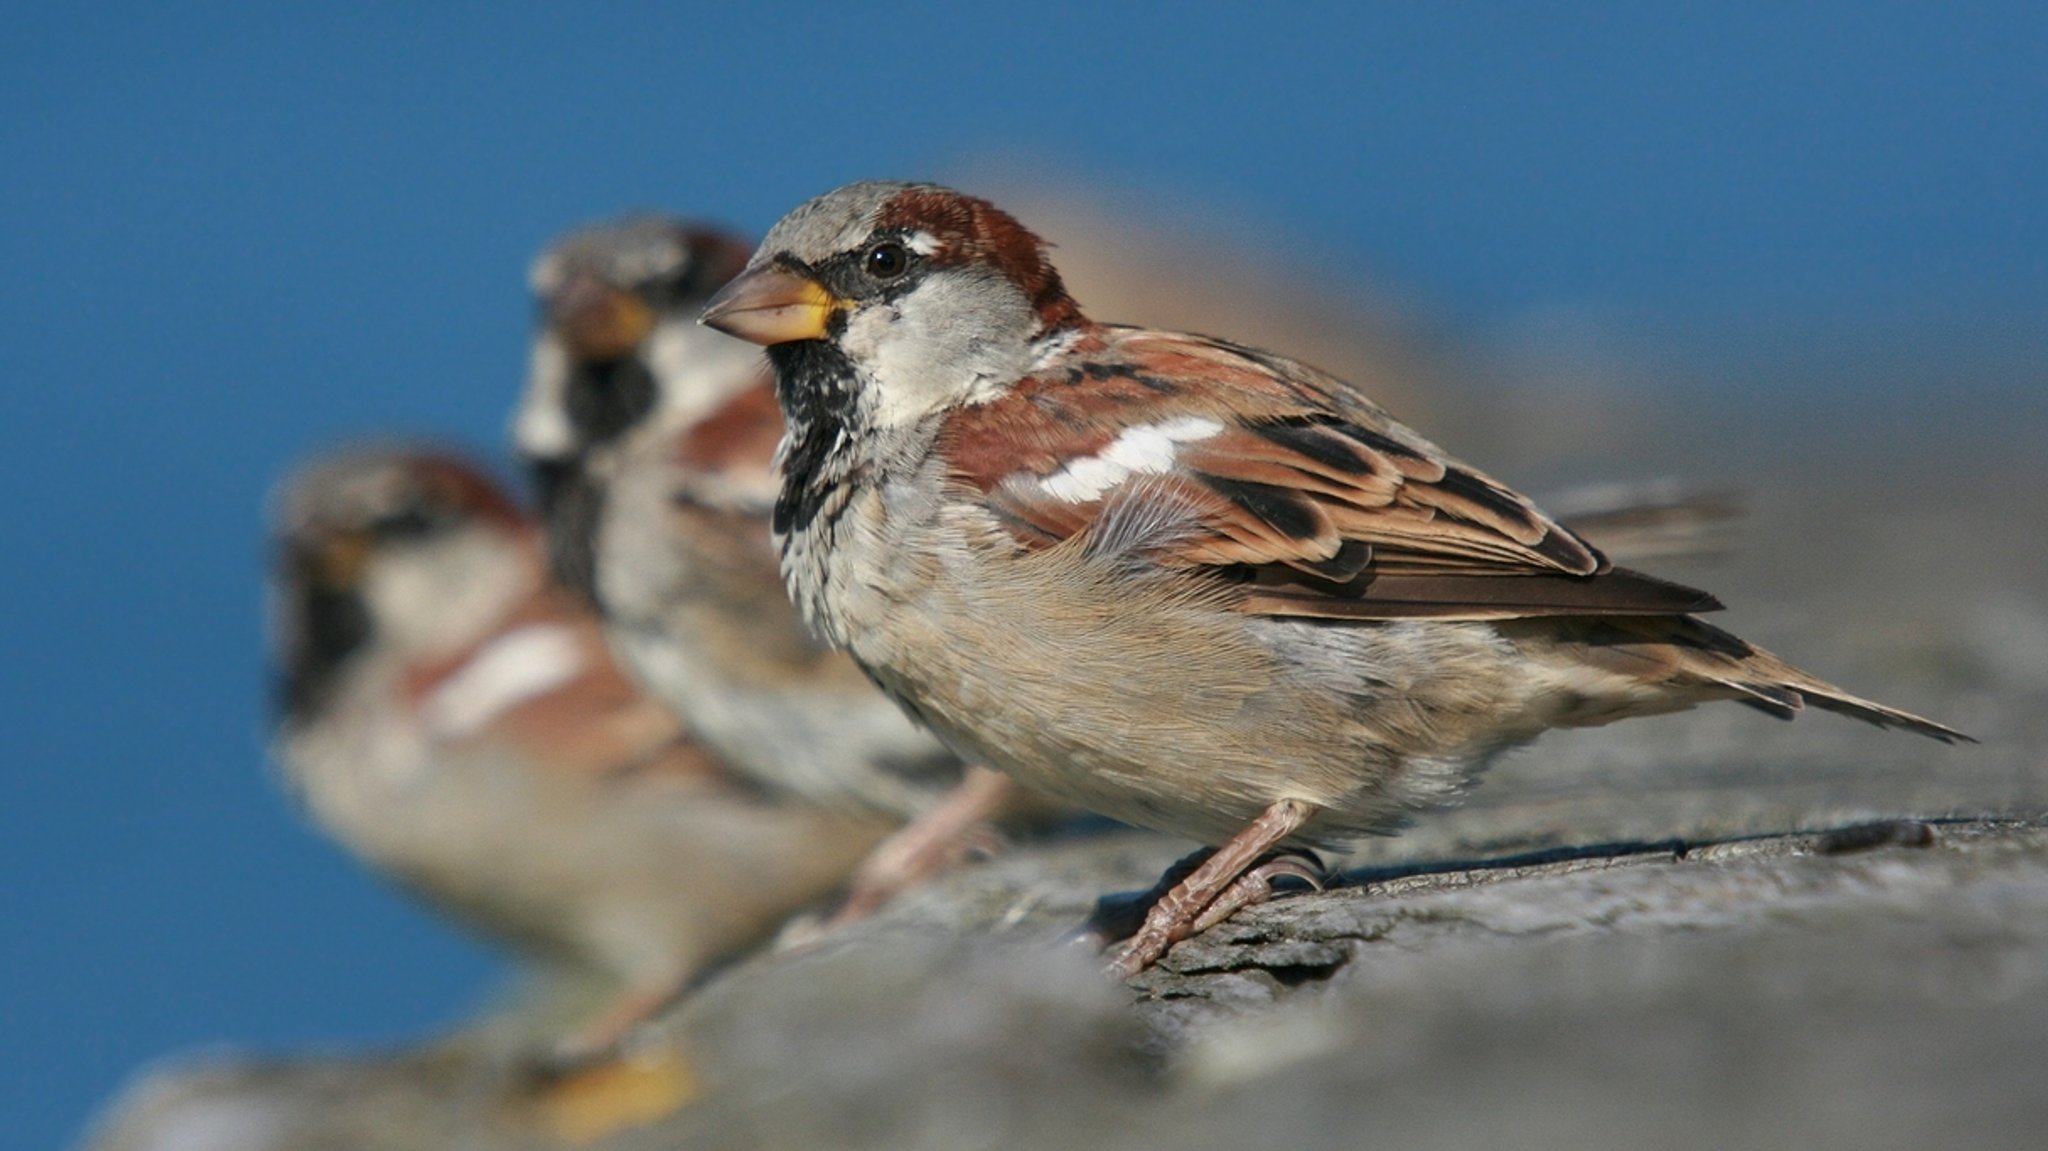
left=82, top=816, right=2048, bottom=1151
left=1129, top=818, right=2045, bottom=1045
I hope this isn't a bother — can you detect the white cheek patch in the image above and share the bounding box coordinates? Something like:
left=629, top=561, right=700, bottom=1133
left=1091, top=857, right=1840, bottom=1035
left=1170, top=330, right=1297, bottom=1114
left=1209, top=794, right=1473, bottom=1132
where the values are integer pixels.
left=514, top=337, right=577, bottom=458
left=420, top=623, right=586, bottom=741
left=1036, top=416, right=1224, bottom=503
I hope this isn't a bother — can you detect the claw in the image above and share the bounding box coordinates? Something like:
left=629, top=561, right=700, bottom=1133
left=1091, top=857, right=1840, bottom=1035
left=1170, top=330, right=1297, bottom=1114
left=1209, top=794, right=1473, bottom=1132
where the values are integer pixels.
left=1099, top=800, right=1322, bottom=980
left=1191, top=851, right=1327, bottom=934
left=1105, top=933, right=1165, bottom=981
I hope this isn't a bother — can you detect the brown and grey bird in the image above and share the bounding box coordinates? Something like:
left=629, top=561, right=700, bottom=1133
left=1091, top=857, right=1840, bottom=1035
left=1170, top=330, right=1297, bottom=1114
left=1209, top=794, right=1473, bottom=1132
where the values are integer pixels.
left=269, top=445, right=892, bottom=1061
left=516, top=217, right=1029, bottom=920
left=512, top=213, right=1740, bottom=928
left=700, top=180, right=1970, bottom=978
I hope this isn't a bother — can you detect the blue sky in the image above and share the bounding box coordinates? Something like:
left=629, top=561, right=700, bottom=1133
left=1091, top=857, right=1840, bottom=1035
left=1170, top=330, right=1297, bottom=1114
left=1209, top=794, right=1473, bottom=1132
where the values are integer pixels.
left=5, top=5, right=2044, bottom=1146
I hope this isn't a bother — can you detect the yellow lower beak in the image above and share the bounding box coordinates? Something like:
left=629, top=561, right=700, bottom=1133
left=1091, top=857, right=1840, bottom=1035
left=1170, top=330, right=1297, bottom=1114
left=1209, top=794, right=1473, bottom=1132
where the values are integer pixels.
left=699, top=264, right=837, bottom=345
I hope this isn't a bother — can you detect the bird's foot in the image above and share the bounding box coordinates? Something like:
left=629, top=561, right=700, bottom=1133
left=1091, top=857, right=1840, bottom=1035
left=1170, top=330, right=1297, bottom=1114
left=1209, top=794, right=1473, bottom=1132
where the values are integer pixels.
left=1104, top=799, right=1321, bottom=980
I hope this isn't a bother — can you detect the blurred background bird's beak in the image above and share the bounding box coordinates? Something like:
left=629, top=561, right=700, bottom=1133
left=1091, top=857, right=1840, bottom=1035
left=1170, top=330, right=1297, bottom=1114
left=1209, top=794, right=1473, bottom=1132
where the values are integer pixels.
left=549, top=273, right=656, bottom=362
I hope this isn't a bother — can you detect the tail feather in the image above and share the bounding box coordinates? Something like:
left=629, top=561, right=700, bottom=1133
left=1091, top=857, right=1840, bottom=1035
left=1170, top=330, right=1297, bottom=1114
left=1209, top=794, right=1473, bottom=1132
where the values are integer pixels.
left=1790, top=688, right=1973, bottom=742
left=1528, top=614, right=1973, bottom=744
left=1673, top=617, right=1972, bottom=744
left=1727, top=681, right=1802, bottom=720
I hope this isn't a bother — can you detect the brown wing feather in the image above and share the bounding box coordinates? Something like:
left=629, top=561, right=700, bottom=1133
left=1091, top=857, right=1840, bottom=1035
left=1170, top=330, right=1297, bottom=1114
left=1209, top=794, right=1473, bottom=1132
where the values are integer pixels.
left=941, top=325, right=1723, bottom=621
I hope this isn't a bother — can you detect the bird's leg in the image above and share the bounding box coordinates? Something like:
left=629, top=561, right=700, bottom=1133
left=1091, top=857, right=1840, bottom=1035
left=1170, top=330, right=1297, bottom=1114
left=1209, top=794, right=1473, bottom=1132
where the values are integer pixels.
left=522, top=977, right=701, bottom=1142
left=538, top=975, right=690, bottom=1078
left=824, top=765, right=1015, bottom=929
left=1107, top=798, right=1319, bottom=979
left=1068, top=845, right=1214, bottom=950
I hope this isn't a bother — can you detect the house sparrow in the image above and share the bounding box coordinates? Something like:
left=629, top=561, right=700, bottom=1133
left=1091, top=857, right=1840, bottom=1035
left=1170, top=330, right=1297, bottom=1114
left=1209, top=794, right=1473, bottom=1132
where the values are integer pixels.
left=510, top=215, right=1724, bottom=931
left=700, top=180, right=1970, bottom=978
left=269, top=445, right=893, bottom=1060
left=515, top=217, right=1030, bottom=922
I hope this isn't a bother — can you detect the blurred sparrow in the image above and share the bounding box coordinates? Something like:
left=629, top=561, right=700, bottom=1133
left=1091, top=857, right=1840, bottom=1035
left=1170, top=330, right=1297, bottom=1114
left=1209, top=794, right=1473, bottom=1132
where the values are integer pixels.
left=700, top=180, right=1969, bottom=978
left=515, top=217, right=1040, bottom=923
left=270, top=445, right=892, bottom=1060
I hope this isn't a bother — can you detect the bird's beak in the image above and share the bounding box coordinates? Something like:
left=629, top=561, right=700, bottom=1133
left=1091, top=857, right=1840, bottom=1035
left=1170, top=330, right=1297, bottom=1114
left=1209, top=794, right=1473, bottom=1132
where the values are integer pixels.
left=549, top=274, right=655, bottom=362
left=306, top=533, right=373, bottom=590
left=700, top=263, right=836, bottom=345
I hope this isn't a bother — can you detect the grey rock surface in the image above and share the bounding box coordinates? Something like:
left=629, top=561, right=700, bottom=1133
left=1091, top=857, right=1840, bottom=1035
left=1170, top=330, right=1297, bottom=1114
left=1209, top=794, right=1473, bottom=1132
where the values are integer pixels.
left=81, top=405, right=2048, bottom=1150
left=83, top=820, right=2048, bottom=1151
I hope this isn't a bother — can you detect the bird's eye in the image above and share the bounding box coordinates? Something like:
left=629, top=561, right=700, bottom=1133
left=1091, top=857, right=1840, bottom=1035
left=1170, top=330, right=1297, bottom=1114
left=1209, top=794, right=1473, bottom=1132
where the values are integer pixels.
left=370, top=505, right=442, bottom=540
left=863, top=241, right=910, bottom=281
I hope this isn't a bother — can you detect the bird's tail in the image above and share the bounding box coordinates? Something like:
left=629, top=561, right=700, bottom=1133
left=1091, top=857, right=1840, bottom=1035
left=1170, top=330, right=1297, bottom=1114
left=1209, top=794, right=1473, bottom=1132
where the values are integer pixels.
left=1519, top=614, right=1973, bottom=744
left=1667, top=616, right=1968, bottom=742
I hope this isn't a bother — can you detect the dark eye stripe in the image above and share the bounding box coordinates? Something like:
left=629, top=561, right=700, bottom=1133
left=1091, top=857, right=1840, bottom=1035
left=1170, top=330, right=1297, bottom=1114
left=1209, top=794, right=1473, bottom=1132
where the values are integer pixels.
left=368, top=506, right=442, bottom=539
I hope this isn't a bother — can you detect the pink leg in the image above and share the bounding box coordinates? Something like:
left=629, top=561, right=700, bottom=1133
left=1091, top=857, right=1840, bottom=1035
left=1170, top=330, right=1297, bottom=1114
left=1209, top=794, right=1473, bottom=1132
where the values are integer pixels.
left=1107, top=798, right=1320, bottom=979
left=542, top=975, right=689, bottom=1075
left=825, top=766, right=1015, bottom=929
